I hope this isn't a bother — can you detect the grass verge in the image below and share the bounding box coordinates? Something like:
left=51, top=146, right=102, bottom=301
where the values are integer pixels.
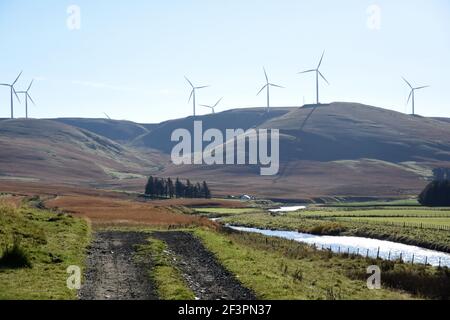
left=193, top=228, right=416, bottom=300
left=0, top=202, right=90, bottom=300
left=136, top=236, right=195, bottom=300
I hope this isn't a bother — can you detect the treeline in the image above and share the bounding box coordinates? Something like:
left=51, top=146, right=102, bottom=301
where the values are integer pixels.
left=144, top=176, right=211, bottom=199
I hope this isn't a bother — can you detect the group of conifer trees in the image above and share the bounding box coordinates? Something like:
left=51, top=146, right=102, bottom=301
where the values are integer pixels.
left=144, top=176, right=211, bottom=199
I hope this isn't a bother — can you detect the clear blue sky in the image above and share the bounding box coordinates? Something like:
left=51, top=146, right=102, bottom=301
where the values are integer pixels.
left=0, top=0, right=449, bottom=123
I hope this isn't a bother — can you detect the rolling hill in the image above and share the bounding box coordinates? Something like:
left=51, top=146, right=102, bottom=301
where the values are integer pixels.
left=0, top=119, right=163, bottom=187
left=1, top=103, right=450, bottom=200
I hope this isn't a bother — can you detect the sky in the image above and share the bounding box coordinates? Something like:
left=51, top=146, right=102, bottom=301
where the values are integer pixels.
left=0, top=0, right=449, bottom=123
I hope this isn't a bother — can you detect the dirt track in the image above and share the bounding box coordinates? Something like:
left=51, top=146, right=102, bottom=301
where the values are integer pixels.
left=152, top=231, right=255, bottom=300
left=80, top=230, right=254, bottom=300
left=79, top=231, right=156, bottom=300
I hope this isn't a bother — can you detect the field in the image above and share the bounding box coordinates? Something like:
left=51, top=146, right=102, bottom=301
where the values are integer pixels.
left=2, top=190, right=450, bottom=300
left=208, top=205, right=450, bottom=253
left=0, top=201, right=90, bottom=300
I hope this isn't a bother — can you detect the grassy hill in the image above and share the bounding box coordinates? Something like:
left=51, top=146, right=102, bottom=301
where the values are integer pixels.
left=1, top=103, right=450, bottom=200
left=53, top=118, right=155, bottom=143
left=0, top=119, right=160, bottom=186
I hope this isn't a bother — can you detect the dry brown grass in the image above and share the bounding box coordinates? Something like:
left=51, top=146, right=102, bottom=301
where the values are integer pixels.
left=44, top=195, right=216, bottom=228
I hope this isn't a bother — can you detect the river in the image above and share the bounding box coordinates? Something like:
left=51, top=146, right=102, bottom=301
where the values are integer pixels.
left=228, top=205, right=450, bottom=267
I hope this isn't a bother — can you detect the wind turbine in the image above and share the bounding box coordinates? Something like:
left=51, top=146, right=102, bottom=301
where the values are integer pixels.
left=185, top=77, right=209, bottom=117
left=200, top=97, right=223, bottom=114
left=298, top=51, right=329, bottom=105
left=257, top=68, right=284, bottom=113
left=16, top=80, right=35, bottom=119
left=402, top=77, right=429, bottom=115
left=0, top=71, right=22, bottom=119
left=104, top=113, right=111, bottom=120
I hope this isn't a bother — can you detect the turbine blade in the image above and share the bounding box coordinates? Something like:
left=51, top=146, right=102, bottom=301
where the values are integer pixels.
left=13, top=88, right=21, bottom=103
left=195, top=85, right=209, bottom=90
left=185, top=76, right=194, bottom=88
left=263, top=68, right=268, bottom=82
left=188, top=89, right=194, bottom=103
left=402, top=77, right=413, bottom=89
left=214, top=97, right=223, bottom=108
left=27, top=79, right=34, bottom=92
left=12, top=71, right=23, bottom=86
left=407, top=91, right=413, bottom=105
left=415, top=85, right=430, bottom=90
left=28, top=94, right=36, bottom=105
left=319, top=71, right=330, bottom=85
left=257, top=84, right=268, bottom=96
left=270, top=83, right=284, bottom=89
left=318, top=51, right=325, bottom=68
left=298, top=69, right=316, bottom=74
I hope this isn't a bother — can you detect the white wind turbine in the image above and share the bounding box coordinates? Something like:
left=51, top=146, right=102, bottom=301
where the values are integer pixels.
left=402, top=77, right=429, bottom=115
left=200, top=97, right=223, bottom=114
left=16, top=80, right=36, bottom=119
left=257, top=68, right=284, bottom=113
left=298, top=51, right=329, bottom=105
left=0, top=71, right=22, bottom=119
left=185, top=77, right=209, bottom=117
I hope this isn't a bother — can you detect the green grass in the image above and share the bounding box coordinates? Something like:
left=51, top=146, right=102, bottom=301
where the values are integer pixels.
left=0, top=203, right=90, bottom=300
left=339, top=217, right=450, bottom=227
left=193, top=207, right=262, bottom=217
left=221, top=212, right=450, bottom=252
left=324, top=199, right=421, bottom=207
left=193, top=228, right=417, bottom=300
left=136, top=236, right=195, bottom=300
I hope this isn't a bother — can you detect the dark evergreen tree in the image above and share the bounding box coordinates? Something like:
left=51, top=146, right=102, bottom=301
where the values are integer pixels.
left=145, top=176, right=155, bottom=196
left=202, top=181, right=211, bottom=199
left=167, top=178, right=175, bottom=198
left=175, top=178, right=183, bottom=198
left=419, top=180, right=450, bottom=207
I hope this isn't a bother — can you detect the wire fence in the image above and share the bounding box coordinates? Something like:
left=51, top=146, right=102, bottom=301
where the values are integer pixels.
left=310, top=216, right=450, bottom=231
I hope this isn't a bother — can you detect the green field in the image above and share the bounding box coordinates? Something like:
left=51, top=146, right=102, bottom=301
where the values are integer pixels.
left=193, top=207, right=262, bottom=217
left=0, top=203, right=90, bottom=300
left=194, top=228, right=450, bottom=299
left=213, top=206, right=450, bottom=253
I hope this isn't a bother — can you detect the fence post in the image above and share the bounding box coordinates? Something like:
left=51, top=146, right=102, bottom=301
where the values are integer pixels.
left=366, top=249, right=369, bottom=258
left=388, top=251, right=391, bottom=261
left=400, top=252, right=403, bottom=262
left=357, top=248, right=360, bottom=256
left=439, top=258, right=441, bottom=268
left=376, top=247, right=380, bottom=259
left=425, top=256, right=428, bottom=265
left=411, top=254, right=415, bottom=265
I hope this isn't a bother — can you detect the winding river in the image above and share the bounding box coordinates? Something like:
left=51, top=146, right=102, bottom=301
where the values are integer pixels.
left=228, top=206, right=450, bottom=267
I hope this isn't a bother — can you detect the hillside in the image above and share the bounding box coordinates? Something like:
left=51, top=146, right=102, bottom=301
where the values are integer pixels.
left=1, top=103, right=450, bottom=200
left=160, top=103, right=450, bottom=199
left=0, top=119, right=161, bottom=186
left=54, top=118, right=155, bottom=143
left=132, top=107, right=294, bottom=153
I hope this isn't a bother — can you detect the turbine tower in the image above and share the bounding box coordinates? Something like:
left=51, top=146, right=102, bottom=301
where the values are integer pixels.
left=402, top=77, right=429, bottom=115
left=16, top=80, right=35, bottom=119
left=257, top=68, right=284, bottom=113
left=298, top=51, right=329, bottom=105
left=200, top=98, right=223, bottom=114
left=0, top=71, right=22, bottom=119
left=185, top=77, right=209, bottom=117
